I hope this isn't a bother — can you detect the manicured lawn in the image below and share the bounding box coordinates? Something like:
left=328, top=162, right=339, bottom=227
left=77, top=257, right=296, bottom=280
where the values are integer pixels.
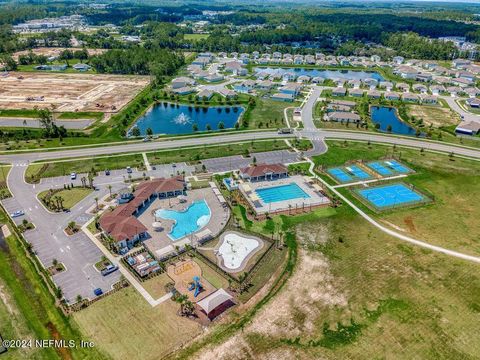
left=0, top=210, right=105, bottom=359
left=208, top=204, right=480, bottom=358
left=243, top=98, right=292, bottom=129
left=73, top=287, right=201, bottom=360
left=142, top=273, right=173, bottom=299
left=38, top=187, right=93, bottom=210
left=147, top=140, right=291, bottom=165
left=26, top=153, right=145, bottom=182
left=315, top=140, right=480, bottom=255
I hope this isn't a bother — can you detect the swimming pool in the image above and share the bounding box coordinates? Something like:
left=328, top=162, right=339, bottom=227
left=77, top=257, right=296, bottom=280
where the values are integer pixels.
left=255, top=183, right=310, bottom=204
left=357, top=183, right=425, bottom=209
left=155, top=200, right=211, bottom=240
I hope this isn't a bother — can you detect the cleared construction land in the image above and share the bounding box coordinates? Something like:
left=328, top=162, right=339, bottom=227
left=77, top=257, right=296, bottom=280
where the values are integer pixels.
left=0, top=72, right=149, bottom=113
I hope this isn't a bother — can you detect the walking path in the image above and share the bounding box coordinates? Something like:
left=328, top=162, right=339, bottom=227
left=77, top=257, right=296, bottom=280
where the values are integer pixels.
left=306, top=158, right=480, bottom=264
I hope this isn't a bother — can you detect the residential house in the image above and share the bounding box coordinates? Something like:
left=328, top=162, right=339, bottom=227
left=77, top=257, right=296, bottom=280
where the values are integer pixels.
left=327, top=111, right=361, bottom=122
left=349, top=89, right=364, bottom=98
left=370, top=55, right=381, bottom=63
left=421, top=95, right=438, bottom=104
left=256, top=80, right=274, bottom=91
left=413, top=84, right=428, bottom=94
left=234, top=80, right=256, bottom=94
left=172, top=86, right=195, bottom=95
left=402, top=93, right=419, bottom=103
left=396, top=83, right=410, bottom=92
left=430, top=85, right=446, bottom=95
left=466, top=98, right=480, bottom=108
left=332, top=87, right=347, bottom=97
left=279, top=83, right=302, bottom=96
left=218, top=88, right=236, bottom=99
left=385, top=92, right=400, bottom=101
left=392, top=56, right=404, bottom=65
left=271, top=93, right=294, bottom=102
left=367, top=90, right=382, bottom=99
left=452, top=59, right=471, bottom=69
left=196, top=89, right=214, bottom=100
left=455, top=121, right=480, bottom=135
left=452, top=77, right=474, bottom=88
left=379, top=81, right=393, bottom=91
left=172, top=77, right=195, bottom=89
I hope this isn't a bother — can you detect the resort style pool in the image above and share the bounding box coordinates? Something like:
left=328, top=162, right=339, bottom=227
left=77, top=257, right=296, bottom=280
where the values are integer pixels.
left=371, top=106, right=419, bottom=136
left=155, top=200, right=211, bottom=240
left=254, top=67, right=384, bottom=81
left=357, top=183, right=426, bottom=209
left=130, top=103, right=244, bottom=135
left=255, top=183, right=310, bottom=203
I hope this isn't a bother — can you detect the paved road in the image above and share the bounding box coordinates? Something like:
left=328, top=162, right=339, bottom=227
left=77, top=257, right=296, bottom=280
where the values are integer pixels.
left=0, top=117, right=94, bottom=129
left=441, top=96, right=480, bottom=123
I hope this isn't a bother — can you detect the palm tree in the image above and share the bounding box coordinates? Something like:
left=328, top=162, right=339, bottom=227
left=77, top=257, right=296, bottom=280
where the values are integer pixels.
left=107, top=184, right=112, bottom=198
left=94, top=197, right=99, bottom=210
left=57, top=196, right=64, bottom=210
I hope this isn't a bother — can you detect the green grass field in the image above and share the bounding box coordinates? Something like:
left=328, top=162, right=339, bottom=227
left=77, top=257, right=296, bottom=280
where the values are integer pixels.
left=314, top=140, right=480, bottom=255
left=26, top=153, right=145, bottom=182
left=73, top=287, right=201, bottom=360
left=147, top=139, right=291, bottom=165
left=38, top=188, right=93, bottom=210
left=243, top=98, right=292, bottom=129
left=214, top=204, right=480, bottom=359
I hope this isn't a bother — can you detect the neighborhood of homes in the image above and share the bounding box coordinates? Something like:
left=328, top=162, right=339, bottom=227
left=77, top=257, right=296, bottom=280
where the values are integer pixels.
left=167, top=51, right=480, bottom=135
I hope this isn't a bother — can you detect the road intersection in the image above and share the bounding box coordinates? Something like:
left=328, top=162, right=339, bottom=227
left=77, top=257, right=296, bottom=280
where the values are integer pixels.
left=2, top=84, right=480, bottom=304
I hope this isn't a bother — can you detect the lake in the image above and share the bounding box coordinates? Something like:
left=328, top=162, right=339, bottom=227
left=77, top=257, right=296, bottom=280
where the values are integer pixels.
left=371, top=106, right=419, bottom=136
left=130, top=102, right=244, bottom=135
left=254, top=67, right=384, bottom=81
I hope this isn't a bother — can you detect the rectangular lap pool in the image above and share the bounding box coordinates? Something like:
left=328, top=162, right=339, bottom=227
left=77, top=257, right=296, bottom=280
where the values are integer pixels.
left=356, top=183, right=427, bottom=209
left=255, top=183, right=310, bottom=204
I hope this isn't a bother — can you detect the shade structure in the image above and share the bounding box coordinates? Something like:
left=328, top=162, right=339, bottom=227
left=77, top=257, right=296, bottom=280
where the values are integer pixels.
left=196, top=288, right=233, bottom=314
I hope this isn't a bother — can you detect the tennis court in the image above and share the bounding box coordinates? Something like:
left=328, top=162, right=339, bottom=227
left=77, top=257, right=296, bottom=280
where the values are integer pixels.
left=356, top=183, right=427, bottom=209
left=366, top=159, right=412, bottom=177
left=327, top=165, right=372, bottom=183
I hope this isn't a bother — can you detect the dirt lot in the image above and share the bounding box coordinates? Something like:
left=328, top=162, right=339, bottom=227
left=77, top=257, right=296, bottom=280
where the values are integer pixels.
left=407, top=104, right=459, bottom=127
left=0, top=71, right=149, bottom=113
left=12, top=47, right=107, bottom=61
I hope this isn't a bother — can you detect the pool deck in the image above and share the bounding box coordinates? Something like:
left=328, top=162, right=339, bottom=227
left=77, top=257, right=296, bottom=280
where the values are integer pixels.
left=141, top=187, right=230, bottom=259
left=240, top=175, right=330, bottom=215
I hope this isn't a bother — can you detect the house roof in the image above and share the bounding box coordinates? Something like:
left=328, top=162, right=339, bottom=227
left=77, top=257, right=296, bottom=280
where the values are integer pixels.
left=240, top=163, right=288, bottom=178
left=328, top=111, right=361, bottom=121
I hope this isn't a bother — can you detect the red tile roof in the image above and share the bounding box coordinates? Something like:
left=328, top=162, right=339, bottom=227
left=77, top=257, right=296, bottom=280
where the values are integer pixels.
left=240, top=163, right=288, bottom=178
left=99, top=177, right=185, bottom=243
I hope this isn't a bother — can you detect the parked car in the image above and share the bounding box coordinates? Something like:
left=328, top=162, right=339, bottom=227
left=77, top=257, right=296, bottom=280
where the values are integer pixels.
left=10, top=210, right=24, bottom=218
left=70, top=172, right=77, bottom=180
left=93, top=288, right=103, bottom=296
left=142, top=137, right=151, bottom=142
left=105, top=169, right=110, bottom=176
left=126, top=166, right=132, bottom=174
left=101, top=264, right=118, bottom=276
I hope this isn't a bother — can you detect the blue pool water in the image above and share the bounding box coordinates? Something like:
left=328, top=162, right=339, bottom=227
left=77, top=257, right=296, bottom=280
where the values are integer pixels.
left=254, top=67, right=384, bottom=81
left=130, top=103, right=244, bottom=136
left=255, top=183, right=310, bottom=203
left=155, top=200, right=211, bottom=240
left=367, top=162, right=393, bottom=176
left=371, top=106, right=419, bottom=136
left=328, top=168, right=352, bottom=183
left=357, top=183, right=424, bottom=209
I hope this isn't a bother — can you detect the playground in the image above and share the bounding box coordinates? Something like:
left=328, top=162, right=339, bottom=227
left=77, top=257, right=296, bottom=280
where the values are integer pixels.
left=166, top=259, right=216, bottom=302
